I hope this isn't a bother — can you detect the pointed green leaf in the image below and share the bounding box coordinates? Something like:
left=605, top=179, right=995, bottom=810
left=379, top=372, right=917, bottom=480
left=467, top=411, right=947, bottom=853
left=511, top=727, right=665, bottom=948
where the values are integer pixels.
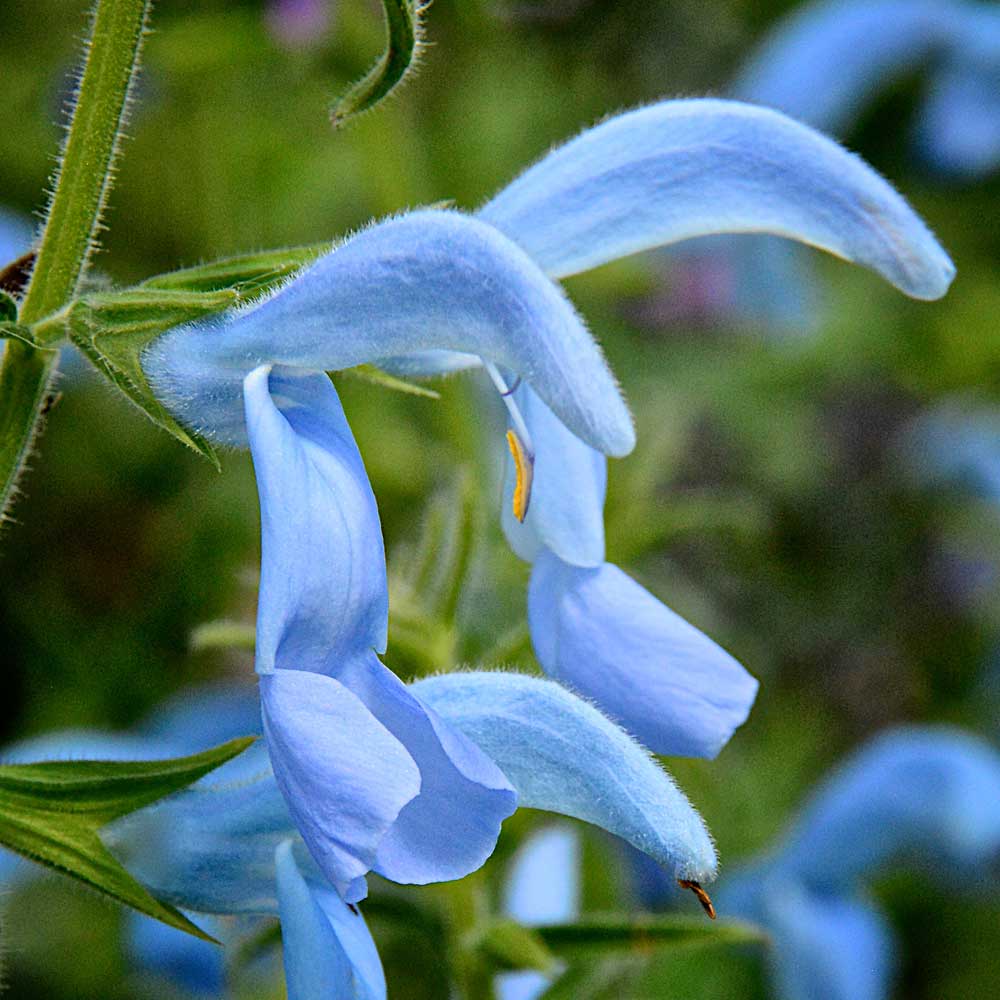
left=140, top=244, right=330, bottom=293
left=0, top=737, right=254, bottom=941
left=473, top=919, right=556, bottom=974
left=0, top=291, right=18, bottom=324
left=337, top=363, right=441, bottom=399
left=330, top=0, right=424, bottom=127
left=66, top=289, right=241, bottom=467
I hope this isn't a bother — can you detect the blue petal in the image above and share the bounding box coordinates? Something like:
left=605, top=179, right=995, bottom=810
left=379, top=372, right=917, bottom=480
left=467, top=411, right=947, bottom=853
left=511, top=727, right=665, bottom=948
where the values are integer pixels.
left=732, top=0, right=948, bottom=133
left=336, top=653, right=518, bottom=887
left=528, top=551, right=758, bottom=759
left=261, top=669, right=421, bottom=902
left=478, top=98, right=954, bottom=299
left=501, top=384, right=607, bottom=567
left=144, top=210, right=634, bottom=457
left=916, top=61, right=1000, bottom=179
left=125, top=912, right=225, bottom=996
left=764, top=881, right=895, bottom=1000
left=276, top=840, right=386, bottom=1000
left=775, top=727, right=1000, bottom=890
left=245, top=365, right=390, bottom=673
left=140, top=680, right=262, bottom=749
left=413, top=671, right=717, bottom=882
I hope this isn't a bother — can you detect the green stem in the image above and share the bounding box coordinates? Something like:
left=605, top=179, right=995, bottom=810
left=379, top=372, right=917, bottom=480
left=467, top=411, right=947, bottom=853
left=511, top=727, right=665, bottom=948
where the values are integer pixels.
left=0, top=0, right=151, bottom=519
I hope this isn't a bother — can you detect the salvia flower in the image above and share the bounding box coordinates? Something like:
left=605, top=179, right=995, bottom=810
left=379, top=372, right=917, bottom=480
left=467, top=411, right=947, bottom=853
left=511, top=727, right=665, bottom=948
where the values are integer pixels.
left=712, top=727, right=1000, bottom=1000
left=142, top=97, right=953, bottom=772
left=3, top=657, right=723, bottom=997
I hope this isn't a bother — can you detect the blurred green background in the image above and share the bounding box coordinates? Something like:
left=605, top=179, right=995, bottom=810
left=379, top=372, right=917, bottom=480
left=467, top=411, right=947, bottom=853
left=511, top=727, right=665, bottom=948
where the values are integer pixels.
left=1, top=0, right=999, bottom=996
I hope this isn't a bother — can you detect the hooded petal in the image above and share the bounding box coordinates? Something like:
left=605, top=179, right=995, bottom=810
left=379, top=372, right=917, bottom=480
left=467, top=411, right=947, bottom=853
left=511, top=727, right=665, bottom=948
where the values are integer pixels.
left=144, top=211, right=634, bottom=457
left=732, top=0, right=948, bottom=133
left=276, top=840, right=386, bottom=1000
left=775, top=727, right=1000, bottom=890
left=261, top=669, right=421, bottom=902
left=413, top=671, right=717, bottom=883
left=528, top=551, right=758, bottom=759
left=501, top=384, right=607, bottom=567
left=245, top=365, right=390, bottom=672
left=478, top=98, right=954, bottom=299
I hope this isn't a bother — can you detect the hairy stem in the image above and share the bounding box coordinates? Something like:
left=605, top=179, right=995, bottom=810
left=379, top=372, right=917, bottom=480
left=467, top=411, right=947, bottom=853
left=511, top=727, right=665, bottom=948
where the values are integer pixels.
left=0, top=0, right=151, bottom=519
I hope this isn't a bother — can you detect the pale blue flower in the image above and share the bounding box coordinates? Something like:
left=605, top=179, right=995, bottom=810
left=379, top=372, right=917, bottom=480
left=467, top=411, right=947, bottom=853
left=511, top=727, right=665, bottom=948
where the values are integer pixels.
left=0, top=207, right=32, bottom=262
left=474, top=98, right=952, bottom=757
left=0, top=665, right=721, bottom=995
left=137, top=99, right=953, bottom=922
left=712, top=726, right=1000, bottom=1000
left=686, top=0, right=997, bottom=330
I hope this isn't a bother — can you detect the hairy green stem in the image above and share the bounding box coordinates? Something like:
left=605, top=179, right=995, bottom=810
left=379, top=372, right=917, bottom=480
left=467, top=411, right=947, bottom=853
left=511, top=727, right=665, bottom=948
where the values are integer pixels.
left=0, top=0, right=151, bottom=519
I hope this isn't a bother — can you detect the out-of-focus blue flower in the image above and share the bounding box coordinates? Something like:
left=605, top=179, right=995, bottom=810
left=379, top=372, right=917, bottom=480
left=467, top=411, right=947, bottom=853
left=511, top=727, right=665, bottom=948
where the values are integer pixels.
left=708, top=727, right=1000, bottom=1000
left=673, top=0, right=998, bottom=332
left=266, top=0, right=333, bottom=49
left=496, top=824, right=581, bottom=1000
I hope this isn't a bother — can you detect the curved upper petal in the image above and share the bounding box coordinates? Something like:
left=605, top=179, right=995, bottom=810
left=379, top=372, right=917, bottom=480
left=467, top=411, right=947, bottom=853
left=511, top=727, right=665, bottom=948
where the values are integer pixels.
left=413, top=671, right=717, bottom=883
left=245, top=365, right=389, bottom=672
left=144, top=210, right=634, bottom=457
left=732, top=0, right=950, bottom=133
left=501, top=384, right=607, bottom=567
left=336, top=652, right=518, bottom=888
left=776, top=726, right=1000, bottom=890
left=276, top=840, right=386, bottom=1000
left=261, top=669, right=421, bottom=903
left=478, top=98, right=954, bottom=299
left=528, top=552, right=758, bottom=759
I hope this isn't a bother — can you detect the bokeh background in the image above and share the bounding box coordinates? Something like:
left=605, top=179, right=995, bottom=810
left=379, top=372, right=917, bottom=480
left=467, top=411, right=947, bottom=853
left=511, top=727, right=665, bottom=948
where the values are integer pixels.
left=1, top=0, right=999, bottom=997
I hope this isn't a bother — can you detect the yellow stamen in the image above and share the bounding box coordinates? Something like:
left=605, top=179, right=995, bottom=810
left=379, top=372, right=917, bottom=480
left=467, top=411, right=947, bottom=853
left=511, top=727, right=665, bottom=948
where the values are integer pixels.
left=506, top=428, right=534, bottom=523
left=677, top=879, right=716, bottom=920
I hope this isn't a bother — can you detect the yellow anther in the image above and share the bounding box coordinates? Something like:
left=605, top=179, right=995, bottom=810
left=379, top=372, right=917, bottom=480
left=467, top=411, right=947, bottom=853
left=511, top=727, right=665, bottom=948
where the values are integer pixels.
left=506, top=428, right=534, bottom=523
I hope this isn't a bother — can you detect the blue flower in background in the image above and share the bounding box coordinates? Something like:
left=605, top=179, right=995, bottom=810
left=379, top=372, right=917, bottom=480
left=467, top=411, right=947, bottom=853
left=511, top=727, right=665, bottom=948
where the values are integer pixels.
left=143, top=97, right=953, bottom=771
left=0, top=208, right=32, bottom=261
left=496, top=824, right=581, bottom=1000
left=660, top=0, right=1000, bottom=331
left=684, top=726, right=1000, bottom=1000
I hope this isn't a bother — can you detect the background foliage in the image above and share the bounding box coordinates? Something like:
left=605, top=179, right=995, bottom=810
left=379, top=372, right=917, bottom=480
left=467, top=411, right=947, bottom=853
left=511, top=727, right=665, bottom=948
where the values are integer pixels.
left=1, top=0, right=999, bottom=996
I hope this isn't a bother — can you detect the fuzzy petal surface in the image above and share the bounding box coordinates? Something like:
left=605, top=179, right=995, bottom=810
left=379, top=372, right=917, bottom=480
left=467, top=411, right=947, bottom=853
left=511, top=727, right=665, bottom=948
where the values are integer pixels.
left=145, top=211, right=634, bottom=456
left=413, top=671, right=717, bottom=882
left=479, top=98, right=954, bottom=298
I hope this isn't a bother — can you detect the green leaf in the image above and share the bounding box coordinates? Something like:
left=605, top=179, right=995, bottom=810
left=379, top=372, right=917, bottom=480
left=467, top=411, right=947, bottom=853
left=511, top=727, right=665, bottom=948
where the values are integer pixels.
left=472, top=919, right=556, bottom=974
left=2, top=0, right=150, bottom=519
left=139, top=243, right=330, bottom=293
left=0, top=736, right=255, bottom=941
left=190, top=619, right=256, bottom=652
left=330, top=0, right=425, bottom=127
left=337, top=363, right=441, bottom=400
left=535, top=914, right=767, bottom=959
